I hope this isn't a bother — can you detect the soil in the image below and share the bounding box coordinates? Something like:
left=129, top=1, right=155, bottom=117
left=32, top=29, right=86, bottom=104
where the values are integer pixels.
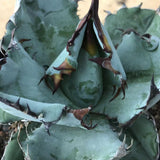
left=0, top=125, right=10, bottom=158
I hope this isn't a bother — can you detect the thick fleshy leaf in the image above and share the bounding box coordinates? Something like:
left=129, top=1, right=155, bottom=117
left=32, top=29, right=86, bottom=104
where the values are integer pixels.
left=93, top=23, right=126, bottom=82
left=20, top=115, right=128, bottom=160
left=61, top=48, right=103, bottom=108
left=93, top=32, right=160, bottom=124
left=104, top=6, right=155, bottom=45
left=0, top=39, right=79, bottom=124
left=0, top=108, right=21, bottom=123
left=44, top=23, right=87, bottom=94
left=7, top=0, right=79, bottom=66
left=0, top=41, right=76, bottom=106
left=43, top=0, right=127, bottom=107
left=146, top=12, right=160, bottom=38
left=2, top=115, right=126, bottom=160
left=3, top=115, right=159, bottom=160
left=99, top=8, right=160, bottom=125
left=122, top=115, right=159, bottom=160
left=0, top=93, right=66, bottom=123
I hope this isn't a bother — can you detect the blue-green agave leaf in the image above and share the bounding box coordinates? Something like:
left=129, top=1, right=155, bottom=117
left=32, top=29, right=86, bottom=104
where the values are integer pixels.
left=3, top=115, right=159, bottom=160
left=61, top=48, right=103, bottom=108
left=0, top=108, right=21, bottom=123
left=93, top=23, right=126, bottom=82
left=104, top=6, right=155, bottom=45
left=94, top=31, right=160, bottom=124
left=2, top=115, right=129, bottom=160
left=0, top=93, right=67, bottom=123
left=99, top=8, right=160, bottom=124
left=20, top=116, right=128, bottom=160
left=122, top=115, right=159, bottom=160
left=45, top=23, right=87, bottom=78
left=42, top=0, right=127, bottom=108
left=0, top=41, right=76, bottom=106
left=146, top=12, right=160, bottom=38
left=8, top=0, right=79, bottom=66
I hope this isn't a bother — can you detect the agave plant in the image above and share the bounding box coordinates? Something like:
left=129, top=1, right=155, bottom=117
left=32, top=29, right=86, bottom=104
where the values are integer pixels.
left=0, top=0, right=160, bottom=159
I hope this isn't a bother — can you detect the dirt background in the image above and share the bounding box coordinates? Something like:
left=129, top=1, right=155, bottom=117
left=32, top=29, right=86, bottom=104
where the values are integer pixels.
left=0, top=0, right=159, bottom=38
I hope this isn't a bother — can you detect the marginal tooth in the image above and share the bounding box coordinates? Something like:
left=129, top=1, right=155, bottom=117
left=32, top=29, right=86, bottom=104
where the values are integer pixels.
left=38, top=75, right=47, bottom=85
left=137, top=2, right=143, bottom=8
left=104, top=10, right=112, bottom=16
left=42, top=55, right=77, bottom=94
left=15, top=98, right=20, bottom=105
left=110, top=79, right=127, bottom=102
left=118, top=2, right=127, bottom=9
left=15, top=98, right=23, bottom=111
left=121, top=80, right=127, bottom=99
left=90, top=57, right=120, bottom=75
left=90, top=56, right=127, bottom=101
left=7, top=28, right=16, bottom=50
left=156, top=7, right=160, bottom=15
left=53, top=58, right=76, bottom=72
left=39, top=74, right=62, bottom=94
left=81, top=120, right=97, bottom=130
left=110, top=87, right=122, bottom=102
left=102, top=59, right=120, bottom=75
left=112, top=85, right=117, bottom=95
left=52, top=74, right=63, bottom=94
left=69, top=106, right=97, bottom=130
left=26, top=104, right=37, bottom=118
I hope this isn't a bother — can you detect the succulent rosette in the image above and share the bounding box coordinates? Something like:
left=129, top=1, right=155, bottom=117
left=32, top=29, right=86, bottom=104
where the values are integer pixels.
left=0, top=0, right=160, bottom=159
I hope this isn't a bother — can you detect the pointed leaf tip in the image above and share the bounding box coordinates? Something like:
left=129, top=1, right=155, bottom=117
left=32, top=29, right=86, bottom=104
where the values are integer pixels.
left=148, top=75, right=160, bottom=102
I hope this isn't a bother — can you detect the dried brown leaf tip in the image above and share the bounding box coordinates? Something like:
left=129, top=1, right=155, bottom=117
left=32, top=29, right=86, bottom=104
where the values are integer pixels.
left=69, top=107, right=97, bottom=130
left=53, top=58, right=76, bottom=75
left=68, top=0, right=111, bottom=53
left=71, top=107, right=91, bottom=121
left=89, top=57, right=120, bottom=74
left=39, top=62, right=75, bottom=94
